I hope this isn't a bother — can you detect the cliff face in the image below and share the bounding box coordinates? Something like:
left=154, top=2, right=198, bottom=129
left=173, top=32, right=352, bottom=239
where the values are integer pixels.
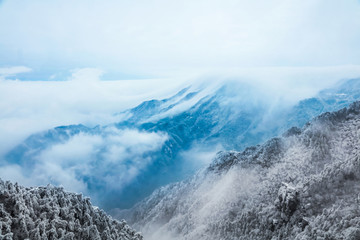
left=0, top=180, right=142, bottom=240
left=118, top=101, right=360, bottom=240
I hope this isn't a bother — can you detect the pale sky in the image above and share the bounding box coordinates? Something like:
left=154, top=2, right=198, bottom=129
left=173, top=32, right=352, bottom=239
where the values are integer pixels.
left=0, top=0, right=360, bottom=78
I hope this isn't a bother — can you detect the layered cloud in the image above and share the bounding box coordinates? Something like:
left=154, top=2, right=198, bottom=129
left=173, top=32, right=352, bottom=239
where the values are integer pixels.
left=0, top=67, right=187, bottom=155
left=1, top=66, right=360, bottom=209
left=0, top=127, right=168, bottom=202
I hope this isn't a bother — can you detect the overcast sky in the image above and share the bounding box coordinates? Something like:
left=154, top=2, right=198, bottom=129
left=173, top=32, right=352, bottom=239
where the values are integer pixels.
left=1, top=0, right=360, bottom=78
left=1, top=0, right=360, bottom=150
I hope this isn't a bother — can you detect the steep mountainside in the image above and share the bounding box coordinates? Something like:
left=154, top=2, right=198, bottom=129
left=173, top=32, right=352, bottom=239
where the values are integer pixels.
left=3, top=78, right=360, bottom=210
left=284, top=78, right=360, bottom=130
left=0, top=179, right=142, bottom=240
left=117, top=101, right=360, bottom=240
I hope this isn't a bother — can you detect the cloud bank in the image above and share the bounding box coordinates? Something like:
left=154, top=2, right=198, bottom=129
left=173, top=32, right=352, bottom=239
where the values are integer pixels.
left=0, top=67, right=187, bottom=156
left=1, top=65, right=360, bottom=209
left=0, top=127, right=168, bottom=205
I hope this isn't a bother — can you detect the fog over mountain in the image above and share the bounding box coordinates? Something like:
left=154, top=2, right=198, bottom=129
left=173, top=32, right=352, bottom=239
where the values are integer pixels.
left=115, top=99, right=360, bottom=240
left=3, top=80, right=360, bottom=239
left=2, top=77, right=360, bottom=212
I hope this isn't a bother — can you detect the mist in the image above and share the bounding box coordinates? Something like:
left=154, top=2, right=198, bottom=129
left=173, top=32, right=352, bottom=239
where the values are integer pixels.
left=1, top=0, right=360, bottom=213
left=1, top=1, right=360, bottom=239
left=1, top=66, right=360, bottom=208
left=121, top=105, right=360, bottom=239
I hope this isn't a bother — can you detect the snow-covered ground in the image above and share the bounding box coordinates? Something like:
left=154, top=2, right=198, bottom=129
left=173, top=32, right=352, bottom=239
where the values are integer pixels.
left=0, top=179, right=142, bottom=240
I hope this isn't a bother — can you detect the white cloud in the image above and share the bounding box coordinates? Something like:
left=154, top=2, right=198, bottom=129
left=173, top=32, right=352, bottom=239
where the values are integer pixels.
left=69, top=68, right=104, bottom=82
left=0, top=65, right=360, bottom=159
left=0, top=164, right=35, bottom=185
left=0, top=67, right=188, bottom=156
left=0, top=128, right=168, bottom=197
left=179, top=143, right=225, bottom=173
left=0, top=66, right=32, bottom=79
left=100, top=127, right=169, bottom=165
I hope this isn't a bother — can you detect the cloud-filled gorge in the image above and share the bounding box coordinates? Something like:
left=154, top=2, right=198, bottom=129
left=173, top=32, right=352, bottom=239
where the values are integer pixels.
left=1, top=1, right=360, bottom=239
left=1, top=126, right=168, bottom=208
left=2, top=66, right=360, bottom=211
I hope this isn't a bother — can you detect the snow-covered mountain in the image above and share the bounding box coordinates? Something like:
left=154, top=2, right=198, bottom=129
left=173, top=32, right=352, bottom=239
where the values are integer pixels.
left=0, top=178, right=142, bottom=240
left=3, top=78, right=360, bottom=211
left=116, top=101, right=360, bottom=240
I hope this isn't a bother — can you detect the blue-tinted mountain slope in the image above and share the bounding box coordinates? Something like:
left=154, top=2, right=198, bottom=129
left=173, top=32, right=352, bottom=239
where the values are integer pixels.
left=118, top=101, right=360, bottom=240
left=2, top=78, right=360, bottom=210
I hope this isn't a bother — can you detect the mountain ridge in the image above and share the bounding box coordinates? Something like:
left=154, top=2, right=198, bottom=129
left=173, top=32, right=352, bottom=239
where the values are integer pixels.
left=117, top=100, right=360, bottom=240
left=3, top=78, right=360, bottom=210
